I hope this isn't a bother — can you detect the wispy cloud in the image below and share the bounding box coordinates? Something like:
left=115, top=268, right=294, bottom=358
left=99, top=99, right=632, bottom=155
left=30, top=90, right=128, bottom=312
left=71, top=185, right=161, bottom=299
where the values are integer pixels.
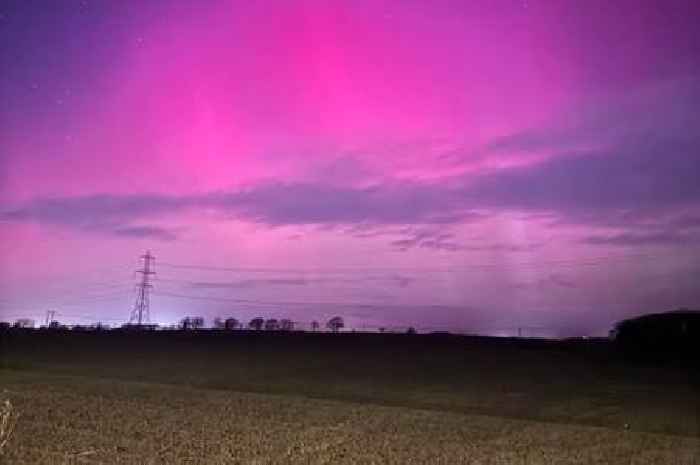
left=190, top=278, right=309, bottom=289
left=390, top=229, right=463, bottom=252
left=582, top=231, right=700, bottom=247
left=112, top=225, right=178, bottom=241
left=187, top=274, right=416, bottom=289
left=515, top=273, right=579, bottom=290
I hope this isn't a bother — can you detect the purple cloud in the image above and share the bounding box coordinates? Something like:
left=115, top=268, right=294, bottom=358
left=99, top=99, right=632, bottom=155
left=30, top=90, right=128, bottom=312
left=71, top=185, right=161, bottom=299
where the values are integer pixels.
left=3, top=78, right=699, bottom=250
left=582, top=231, right=700, bottom=246
left=112, top=225, right=178, bottom=241
left=190, top=278, right=309, bottom=289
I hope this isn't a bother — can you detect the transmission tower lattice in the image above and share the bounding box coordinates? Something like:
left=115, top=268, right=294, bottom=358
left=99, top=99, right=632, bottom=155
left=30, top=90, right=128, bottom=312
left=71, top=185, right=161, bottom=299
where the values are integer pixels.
left=129, top=251, right=155, bottom=325
left=45, top=310, right=56, bottom=326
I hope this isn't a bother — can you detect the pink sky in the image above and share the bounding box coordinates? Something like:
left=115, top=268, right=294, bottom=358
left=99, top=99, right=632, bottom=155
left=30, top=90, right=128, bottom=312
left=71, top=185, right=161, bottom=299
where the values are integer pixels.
left=1, top=0, right=699, bottom=335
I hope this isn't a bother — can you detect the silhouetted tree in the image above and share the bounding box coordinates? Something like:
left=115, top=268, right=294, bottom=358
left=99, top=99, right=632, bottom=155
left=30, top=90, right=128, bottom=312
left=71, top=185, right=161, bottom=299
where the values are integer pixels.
left=180, top=316, right=204, bottom=330
left=224, top=318, right=240, bottom=330
left=264, top=318, right=280, bottom=331
left=280, top=319, right=294, bottom=331
left=249, top=317, right=264, bottom=331
left=612, top=309, right=699, bottom=357
left=311, top=320, right=320, bottom=332
left=327, top=316, right=344, bottom=333
left=213, top=317, right=225, bottom=329
left=406, top=327, right=417, bottom=335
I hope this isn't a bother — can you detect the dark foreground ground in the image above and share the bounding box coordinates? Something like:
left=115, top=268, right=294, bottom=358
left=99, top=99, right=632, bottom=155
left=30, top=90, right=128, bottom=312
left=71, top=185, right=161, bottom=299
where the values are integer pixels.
left=0, top=330, right=698, bottom=464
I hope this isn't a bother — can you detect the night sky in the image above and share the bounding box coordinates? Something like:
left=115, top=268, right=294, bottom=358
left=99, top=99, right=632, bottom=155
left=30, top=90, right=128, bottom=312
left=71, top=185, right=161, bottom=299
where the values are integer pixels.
left=1, top=0, right=699, bottom=335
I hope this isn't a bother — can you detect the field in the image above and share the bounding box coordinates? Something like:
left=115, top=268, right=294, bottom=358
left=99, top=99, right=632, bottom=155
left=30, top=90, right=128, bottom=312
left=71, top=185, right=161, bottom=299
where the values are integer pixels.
left=0, top=330, right=698, bottom=464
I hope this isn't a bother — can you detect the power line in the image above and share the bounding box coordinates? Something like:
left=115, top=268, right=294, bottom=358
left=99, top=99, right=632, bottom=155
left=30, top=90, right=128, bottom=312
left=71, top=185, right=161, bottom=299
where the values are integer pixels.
left=157, top=253, right=661, bottom=275
left=153, top=290, right=314, bottom=306
left=152, top=290, right=471, bottom=310
left=45, top=309, right=56, bottom=326
left=0, top=292, right=132, bottom=310
left=24, top=286, right=134, bottom=304
left=57, top=313, right=125, bottom=323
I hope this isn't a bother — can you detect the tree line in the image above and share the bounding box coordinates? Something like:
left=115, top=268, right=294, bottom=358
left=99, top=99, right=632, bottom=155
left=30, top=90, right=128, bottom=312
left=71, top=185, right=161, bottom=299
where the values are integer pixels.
left=0, top=316, right=346, bottom=332
left=179, top=316, right=345, bottom=332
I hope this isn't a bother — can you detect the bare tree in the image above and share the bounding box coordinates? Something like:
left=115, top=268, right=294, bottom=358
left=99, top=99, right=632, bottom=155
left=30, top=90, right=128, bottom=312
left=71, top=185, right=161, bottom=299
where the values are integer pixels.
left=180, top=316, right=205, bottom=330
left=311, top=320, right=320, bottom=332
left=280, top=319, right=294, bottom=331
left=264, top=318, right=280, bottom=331
left=249, top=317, right=264, bottom=331
left=224, top=318, right=240, bottom=330
left=327, top=316, right=344, bottom=333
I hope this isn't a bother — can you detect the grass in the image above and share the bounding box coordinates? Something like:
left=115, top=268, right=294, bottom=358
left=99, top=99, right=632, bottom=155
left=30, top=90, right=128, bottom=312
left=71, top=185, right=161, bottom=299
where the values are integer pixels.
left=0, top=396, right=19, bottom=456
left=0, top=330, right=697, bottom=463
left=1, top=370, right=698, bottom=464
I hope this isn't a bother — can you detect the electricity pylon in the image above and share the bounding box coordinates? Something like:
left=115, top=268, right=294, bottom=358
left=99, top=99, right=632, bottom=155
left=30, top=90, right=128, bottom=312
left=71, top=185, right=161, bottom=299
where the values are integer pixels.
left=129, top=251, right=155, bottom=325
